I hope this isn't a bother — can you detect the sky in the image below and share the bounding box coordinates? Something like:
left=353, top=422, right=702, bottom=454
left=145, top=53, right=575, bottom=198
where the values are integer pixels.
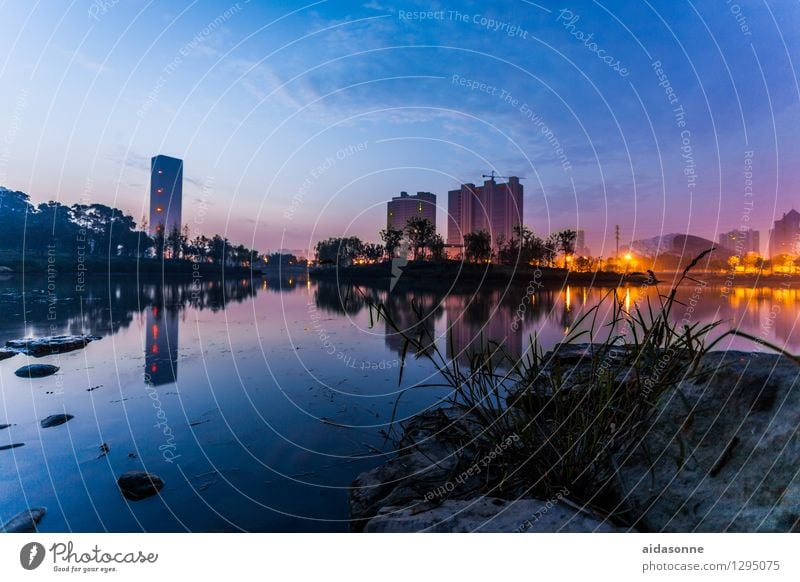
left=0, top=0, right=798, bottom=257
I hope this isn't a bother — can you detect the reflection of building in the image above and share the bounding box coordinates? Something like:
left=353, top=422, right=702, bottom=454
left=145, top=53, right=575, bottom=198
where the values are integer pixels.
left=445, top=292, right=522, bottom=366
left=383, top=292, right=442, bottom=355
left=769, top=210, right=800, bottom=257
left=145, top=305, right=179, bottom=386
left=149, top=154, right=183, bottom=235
left=387, top=191, right=437, bottom=231
left=719, top=228, right=759, bottom=255
left=447, top=176, right=523, bottom=256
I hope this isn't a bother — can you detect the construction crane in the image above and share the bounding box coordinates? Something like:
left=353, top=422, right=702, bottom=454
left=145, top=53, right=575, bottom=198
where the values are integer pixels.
left=481, top=171, right=524, bottom=182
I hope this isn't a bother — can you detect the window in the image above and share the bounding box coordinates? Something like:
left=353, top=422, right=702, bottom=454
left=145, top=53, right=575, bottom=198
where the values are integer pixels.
left=155, top=206, right=163, bottom=212
left=157, top=188, right=163, bottom=194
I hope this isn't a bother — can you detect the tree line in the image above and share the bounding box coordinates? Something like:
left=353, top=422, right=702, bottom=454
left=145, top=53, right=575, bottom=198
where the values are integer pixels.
left=0, top=187, right=263, bottom=267
left=314, top=214, right=578, bottom=268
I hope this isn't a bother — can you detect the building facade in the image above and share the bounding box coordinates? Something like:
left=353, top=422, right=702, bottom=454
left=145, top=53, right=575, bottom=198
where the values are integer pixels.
left=718, top=228, right=760, bottom=255
left=387, top=191, right=437, bottom=232
left=769, top=210, right=800, bottom=257
left=446, top=176, right=523, bottom=256
left=149, top=154, right=183, bottom=235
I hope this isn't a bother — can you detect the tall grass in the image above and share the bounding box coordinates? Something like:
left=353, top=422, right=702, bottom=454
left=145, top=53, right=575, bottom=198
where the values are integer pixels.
left=370, top=250, right=725, bottom=519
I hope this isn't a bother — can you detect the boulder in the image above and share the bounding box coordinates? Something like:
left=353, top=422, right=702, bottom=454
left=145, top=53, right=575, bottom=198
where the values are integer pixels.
left=614, top=351, right=800, bottom=532
left=350, top=408, right=479, bottom=531
left=40, top=414, right=74, bottom=428
left=6, top=334, right=101, bottom=357
left=118, top=471, right=164, bottom=500
left=15, top=364, right=59, bottom=378
left=0, top=348, right=17, bottom=361
left=365, top=497, right=625, bottom=532
left=0, top=507, right=46, bottom=532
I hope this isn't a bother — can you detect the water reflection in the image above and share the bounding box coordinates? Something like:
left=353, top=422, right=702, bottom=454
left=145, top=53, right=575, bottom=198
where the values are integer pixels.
left=145, top=305, right=179, bottom=386
left=4, top=272, right=800, bottom=532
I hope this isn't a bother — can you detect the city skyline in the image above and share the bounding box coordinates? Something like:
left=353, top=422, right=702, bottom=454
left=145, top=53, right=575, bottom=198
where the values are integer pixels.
left=0, top=1, right=798, bottom=257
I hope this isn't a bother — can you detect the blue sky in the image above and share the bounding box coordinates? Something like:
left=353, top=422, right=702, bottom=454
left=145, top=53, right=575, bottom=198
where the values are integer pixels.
left=0, top=0, right=798, bottom=256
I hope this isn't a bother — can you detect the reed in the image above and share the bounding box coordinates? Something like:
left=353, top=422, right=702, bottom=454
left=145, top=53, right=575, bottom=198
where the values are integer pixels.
left=370, top=250, right=727, bottom=520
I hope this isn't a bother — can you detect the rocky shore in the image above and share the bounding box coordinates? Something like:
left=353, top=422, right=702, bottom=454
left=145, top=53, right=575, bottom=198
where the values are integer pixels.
left=349, top=348, right=800, bottom=532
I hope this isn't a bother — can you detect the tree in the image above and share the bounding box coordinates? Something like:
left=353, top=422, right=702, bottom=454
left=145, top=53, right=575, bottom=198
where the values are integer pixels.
left=464, top=230, right=492, bottom=263
left=209, top=235, right=228, bottom=264
left=543, top=234, right=558, bottom=267
left=379, top=227, right=404, bottom=259
left=429, top=233, right=445, bottom=261
left=362, top=243, right=384, bottom=263
left=152, top=224, right=166, bottom=260
left=315, top=236, right=363, bottom=266
left=404, top=217, right=436, bottom=260
left=555, top=229, right=577, bottom=269
left=166, top=225, right=185, bottom=259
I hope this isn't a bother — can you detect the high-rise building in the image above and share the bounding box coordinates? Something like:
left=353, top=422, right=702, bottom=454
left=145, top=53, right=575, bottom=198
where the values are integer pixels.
left=447, top=176, right=523, bottom=256
left=769, top=210, right=800, bottom=257
left=387, top=191, right=436, bottom=232
left=718, top=228, right=760, bottom=255
left=575, top=229, right=591, bottom=256
left=149, top=155, right=183, bottom=235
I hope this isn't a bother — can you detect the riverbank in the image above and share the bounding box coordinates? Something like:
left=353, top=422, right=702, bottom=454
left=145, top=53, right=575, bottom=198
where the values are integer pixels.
left=310, top=261, right=652, bottom=289
left=349, top=346, right=800, bottom=532
left=0, top=254, right=262, bottom=278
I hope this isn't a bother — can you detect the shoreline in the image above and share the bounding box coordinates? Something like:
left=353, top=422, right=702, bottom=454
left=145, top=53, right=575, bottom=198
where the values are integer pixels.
left=309, top=261, right=651, bottom=289
left=349, top=346, right=800, bottom=532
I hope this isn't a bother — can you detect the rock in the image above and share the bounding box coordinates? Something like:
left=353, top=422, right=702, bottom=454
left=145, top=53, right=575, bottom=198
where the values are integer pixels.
left=364, top=497, right=625, bottom=532
left=14, top=364, right=59, bottom=378
left=0, top=423, right=13, bottom=430
left=118, top=471, right=164, bottom=500
left=0, top=266, right=12, bottom=273
left=6, top=334, right=101, bottom=357
left=350, top=408, right=502, bottom=531
left=0, top=348, right=17, bottom=361
left=40, top=414, right=74, bottom=428
left=614, top=351, right=800, bottom=532
left=0, top=443, right=24, bottom=451
left=0, top=507, right=46, bottom=533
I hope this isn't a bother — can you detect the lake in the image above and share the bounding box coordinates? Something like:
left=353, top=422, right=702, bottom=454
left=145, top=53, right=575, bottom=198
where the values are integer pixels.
left=1, top=271, right=797, bottom=532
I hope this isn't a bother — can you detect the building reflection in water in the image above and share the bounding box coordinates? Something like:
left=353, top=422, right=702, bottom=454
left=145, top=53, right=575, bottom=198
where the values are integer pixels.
left=145, top=304, right=180, bottom=386
left=445, top=290, right=522, bottom=366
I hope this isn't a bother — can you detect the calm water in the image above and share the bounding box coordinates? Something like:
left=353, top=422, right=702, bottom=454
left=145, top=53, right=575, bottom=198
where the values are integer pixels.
left=0, top=272, right=798, bottom=532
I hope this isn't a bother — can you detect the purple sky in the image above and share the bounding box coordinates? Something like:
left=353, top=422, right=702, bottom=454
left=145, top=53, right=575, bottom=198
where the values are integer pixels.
left=0, top=0, right=798, bottom=256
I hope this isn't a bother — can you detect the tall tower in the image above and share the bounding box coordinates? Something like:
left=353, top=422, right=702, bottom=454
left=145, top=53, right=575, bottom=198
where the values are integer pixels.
left=149, top=155, right=183, bottom=235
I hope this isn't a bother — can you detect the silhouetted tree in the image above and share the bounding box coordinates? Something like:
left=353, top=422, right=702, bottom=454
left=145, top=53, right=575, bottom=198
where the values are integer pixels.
left=555, top=229, right=577, bottom=269
left=404, top=216, right=436, bottom=260
left=464, top=230, right=492, bottom=263
left=379, top=227, right=404, bottom=259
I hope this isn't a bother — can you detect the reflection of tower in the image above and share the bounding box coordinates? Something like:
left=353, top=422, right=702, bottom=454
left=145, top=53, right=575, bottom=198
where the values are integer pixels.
left=145, top=305, right=179, bottom=386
